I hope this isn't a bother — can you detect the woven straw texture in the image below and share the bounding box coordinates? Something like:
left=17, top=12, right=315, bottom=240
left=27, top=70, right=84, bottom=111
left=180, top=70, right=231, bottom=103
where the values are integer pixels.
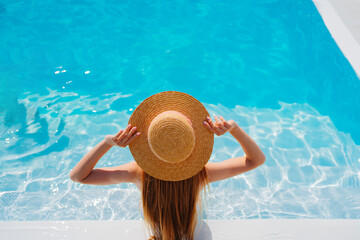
left=147, top=111, right=196, bottom=163
left=128, top=91, right=214, bottom=181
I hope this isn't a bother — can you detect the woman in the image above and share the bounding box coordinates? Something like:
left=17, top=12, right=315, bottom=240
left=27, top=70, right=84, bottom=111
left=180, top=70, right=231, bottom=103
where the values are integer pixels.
left=70, top=91, right=265, bottom=240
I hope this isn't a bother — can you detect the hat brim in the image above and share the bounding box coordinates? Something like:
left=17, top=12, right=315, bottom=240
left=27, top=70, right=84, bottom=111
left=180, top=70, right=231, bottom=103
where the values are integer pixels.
left=128, top=91, right=214, bottom=181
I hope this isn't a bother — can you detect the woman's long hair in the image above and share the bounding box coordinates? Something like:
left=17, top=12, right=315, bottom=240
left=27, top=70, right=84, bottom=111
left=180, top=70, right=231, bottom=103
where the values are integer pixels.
left=141, top=167, right=208, bottom=240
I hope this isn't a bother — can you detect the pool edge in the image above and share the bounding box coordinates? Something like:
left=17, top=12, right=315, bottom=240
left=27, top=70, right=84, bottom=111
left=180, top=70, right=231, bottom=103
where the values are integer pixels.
left=1, top=219, right=360, bottom=239
left=313, top=0, right=360, bottom=78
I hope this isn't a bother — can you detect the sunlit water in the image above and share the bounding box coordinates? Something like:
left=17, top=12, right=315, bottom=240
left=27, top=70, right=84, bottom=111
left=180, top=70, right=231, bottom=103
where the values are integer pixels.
left=0, top=0, right=360, bottom=220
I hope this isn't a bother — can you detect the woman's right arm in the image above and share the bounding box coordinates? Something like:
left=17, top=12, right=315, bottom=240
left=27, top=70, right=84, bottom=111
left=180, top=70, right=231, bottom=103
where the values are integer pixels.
left=203, top=116, right=265, bottom=183
left=69, top=124, right=142, bottom=186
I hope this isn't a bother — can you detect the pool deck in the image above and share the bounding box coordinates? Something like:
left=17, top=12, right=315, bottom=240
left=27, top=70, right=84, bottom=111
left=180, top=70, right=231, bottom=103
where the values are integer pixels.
left=1, top=2, right=360, bottom=240
left=1, top=220, right=360, bottom=240
left=313, top=0, right=360, bottom=77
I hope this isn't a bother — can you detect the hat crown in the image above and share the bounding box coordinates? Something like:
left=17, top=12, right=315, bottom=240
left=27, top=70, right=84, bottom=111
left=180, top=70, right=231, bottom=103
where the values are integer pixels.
left=148, top=111, right=195, bottom=164
left=129, top=91, right=214, bottom=181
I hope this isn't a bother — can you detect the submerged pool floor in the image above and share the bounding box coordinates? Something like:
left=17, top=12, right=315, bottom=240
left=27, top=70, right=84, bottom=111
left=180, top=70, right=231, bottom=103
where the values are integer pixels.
left=1, top=92, right=359, bottom=220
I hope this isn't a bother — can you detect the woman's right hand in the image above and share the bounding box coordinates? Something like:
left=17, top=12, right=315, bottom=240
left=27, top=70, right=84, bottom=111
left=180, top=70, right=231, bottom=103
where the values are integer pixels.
left=105, top=124, right=141, bottom=147
left=203, top=115, right=237, bottom=136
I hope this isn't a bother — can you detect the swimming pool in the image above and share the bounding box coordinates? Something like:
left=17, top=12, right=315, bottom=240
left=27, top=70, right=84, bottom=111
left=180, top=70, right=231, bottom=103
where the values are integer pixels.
left=0, top=0, right=360, bottom=220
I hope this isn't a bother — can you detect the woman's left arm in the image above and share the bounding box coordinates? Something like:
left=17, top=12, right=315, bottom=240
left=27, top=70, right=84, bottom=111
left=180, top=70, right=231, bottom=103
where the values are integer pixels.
left=69, top=124, right=141, bottom=185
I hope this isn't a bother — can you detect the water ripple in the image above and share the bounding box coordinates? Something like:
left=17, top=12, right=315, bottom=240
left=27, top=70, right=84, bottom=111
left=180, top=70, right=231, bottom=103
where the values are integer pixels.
left=1, top=89, right=359, bottom=220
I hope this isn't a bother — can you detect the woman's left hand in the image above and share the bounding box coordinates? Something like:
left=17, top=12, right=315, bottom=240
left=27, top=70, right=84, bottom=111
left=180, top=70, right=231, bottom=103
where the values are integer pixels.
left=203, top=115, right=236, bottom=136
left=105, top=124, right=141, bottom=147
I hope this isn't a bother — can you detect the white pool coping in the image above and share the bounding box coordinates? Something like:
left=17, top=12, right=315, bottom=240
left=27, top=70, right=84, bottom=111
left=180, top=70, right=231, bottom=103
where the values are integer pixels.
left=1, top=220, right=360, bottom=240
left=1, top=2, right=360, bottom=240
left=313, top=0, right=360, bottom=78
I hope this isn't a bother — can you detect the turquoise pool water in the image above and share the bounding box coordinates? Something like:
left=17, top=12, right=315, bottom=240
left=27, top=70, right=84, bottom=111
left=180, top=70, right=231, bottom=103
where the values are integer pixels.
left=0, top=0, right=360, bottom=220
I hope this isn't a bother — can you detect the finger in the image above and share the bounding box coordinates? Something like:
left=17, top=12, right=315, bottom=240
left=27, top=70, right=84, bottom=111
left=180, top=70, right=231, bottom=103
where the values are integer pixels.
left=208, top=117, right=223, bottom=135
left=214, top=115, right=221, bottom=124
left=219, top=116, right=232, bottom=129
left=115, top=130, right=124, bottom=138
left=214, top=115, right=227, bottom=132
left=123, top=132, right=141, bottom=147
left=120, top=126, right=137, bottom=144
left=203, top=121, right=217, bottom=134
left=215, top=116, right=228, bottom=131
left=204, top=119, right=222, bottom=136
left=116, top=124, right=132, bottom=141
left=219, top=116, right=227, bottom=124
left=207, top=116, right=218, bottom=130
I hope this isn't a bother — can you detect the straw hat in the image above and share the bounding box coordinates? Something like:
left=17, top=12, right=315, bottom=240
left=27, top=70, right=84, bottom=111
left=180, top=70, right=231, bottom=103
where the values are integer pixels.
left=128, top=91, right=214, bottom=181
